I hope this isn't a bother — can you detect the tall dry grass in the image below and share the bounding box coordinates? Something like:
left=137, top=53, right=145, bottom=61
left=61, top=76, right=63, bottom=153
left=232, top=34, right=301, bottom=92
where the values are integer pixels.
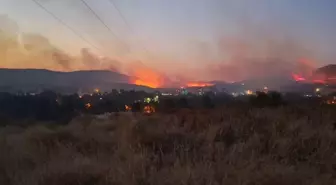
left=1, top=106, right=336, bottom=185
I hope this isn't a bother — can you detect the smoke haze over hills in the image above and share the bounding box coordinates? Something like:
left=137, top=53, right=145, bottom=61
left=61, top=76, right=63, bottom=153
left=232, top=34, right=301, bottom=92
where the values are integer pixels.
left=0, top=14, right=334, bottom=89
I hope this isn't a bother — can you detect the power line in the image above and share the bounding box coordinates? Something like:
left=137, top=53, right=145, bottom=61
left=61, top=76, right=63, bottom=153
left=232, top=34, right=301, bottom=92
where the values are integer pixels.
left=107, top=0, right=134, bottom=33
left=107, top=0, right=151, bottom=55
left=79, top=0, right=121, bottom=41
left=31, top=0, right=103, bottom=54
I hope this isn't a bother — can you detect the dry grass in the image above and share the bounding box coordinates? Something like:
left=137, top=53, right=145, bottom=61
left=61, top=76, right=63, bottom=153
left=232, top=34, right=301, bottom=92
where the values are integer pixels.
left=1, top=106, right=336, bottom=185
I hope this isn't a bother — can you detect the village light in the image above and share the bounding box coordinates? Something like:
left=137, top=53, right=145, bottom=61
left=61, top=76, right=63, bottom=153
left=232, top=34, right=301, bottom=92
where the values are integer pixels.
left=144, top=97, right=151, bottom=103
left=153, top=95, right=159, bottom=102
left=245, top=90, right=253, bottom=95
left=94, top=88, right=100, bottom=93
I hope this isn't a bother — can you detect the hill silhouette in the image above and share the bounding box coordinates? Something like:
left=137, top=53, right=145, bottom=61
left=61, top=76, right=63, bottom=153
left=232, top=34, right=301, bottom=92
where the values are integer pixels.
left=0, top=68, right=154, bottom=93
left=315, top=64, right=336, bottom=77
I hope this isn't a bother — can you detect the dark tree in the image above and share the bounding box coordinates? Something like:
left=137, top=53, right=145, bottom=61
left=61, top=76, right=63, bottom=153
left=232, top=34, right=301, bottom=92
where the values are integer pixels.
left=161, top=98, right=176, bottom=112
left=132, top=102, right=142, bottom=112
left=178, top=97, right=189, bottom=108
left=269, top=91, right=283, bottom=107
left=203, top=95, right=215, bottom=109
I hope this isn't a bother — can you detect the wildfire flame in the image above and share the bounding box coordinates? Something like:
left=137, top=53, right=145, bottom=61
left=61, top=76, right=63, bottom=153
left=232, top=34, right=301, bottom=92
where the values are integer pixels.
left=292, top=72, right=327, bottom=84
left=128, top=63, right=165, bottom=88
left=291, top=58, right=329, bottom=84
left=125, top=105, right=132, bottom=111
left=186, top=82, right=214, bottom=87
left=143, top=105, right=155, bottom=114
left=291, top=73, right=306, bottom=82
left=85, top=103, right=92, bottom=109
left=133, top=78, right=161, bottom=88
left=313, top=79, right=326, bottom=84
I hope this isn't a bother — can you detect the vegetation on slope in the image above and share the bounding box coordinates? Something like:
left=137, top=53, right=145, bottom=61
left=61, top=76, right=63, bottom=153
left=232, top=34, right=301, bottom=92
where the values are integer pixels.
left=1, top=106, right=336, bottom=185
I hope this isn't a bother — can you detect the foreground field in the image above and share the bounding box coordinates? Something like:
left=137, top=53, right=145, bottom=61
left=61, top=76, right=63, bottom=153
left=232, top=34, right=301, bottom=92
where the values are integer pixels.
left=1, top=106, right=336, bottom=185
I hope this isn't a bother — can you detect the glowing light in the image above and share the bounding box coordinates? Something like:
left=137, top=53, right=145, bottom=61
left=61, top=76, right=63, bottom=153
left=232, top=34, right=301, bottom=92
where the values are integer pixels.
left=245, top=90, right=253, bottom=95
left=263, top=86, right=269, bottom=93
left=85, top=103, right=92, bottom=109
left=232, top=92, right=238, bottom=97
left=326, top=99, right=336, bottom=105
left=94, top=88, right=100, bottom=93
left=144, top=97, right=151, bottom=103
left=181, top=89, right=188, bottom=95
left=315, top=88, right=320, bottom=92
left=143, top=105, right=155, bottom=114
left=153, top=95, right=159, bottom=102
left=125, top=105, right=132, bottom=111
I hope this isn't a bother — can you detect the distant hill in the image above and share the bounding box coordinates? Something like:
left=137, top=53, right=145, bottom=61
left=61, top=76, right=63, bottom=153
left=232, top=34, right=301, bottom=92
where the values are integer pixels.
left=313, top=64, right=336, bottom=84
left=213, top=64, right=336, bottom=91
left=315, top=64, right=336, bottom=77
left=0, top=69, right=154, bottom=93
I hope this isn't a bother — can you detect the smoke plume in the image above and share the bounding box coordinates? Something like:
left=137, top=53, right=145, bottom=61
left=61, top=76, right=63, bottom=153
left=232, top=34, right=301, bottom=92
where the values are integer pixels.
left=0, top=15, right=123, bottom=73
left=0, top=14, right=326, bottom=88
left=191, top=22, right=317, bottom=84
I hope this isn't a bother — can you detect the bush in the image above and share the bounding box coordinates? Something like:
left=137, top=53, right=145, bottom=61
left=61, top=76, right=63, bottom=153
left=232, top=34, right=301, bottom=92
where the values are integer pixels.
left=250, top=91, right=285, bottom=108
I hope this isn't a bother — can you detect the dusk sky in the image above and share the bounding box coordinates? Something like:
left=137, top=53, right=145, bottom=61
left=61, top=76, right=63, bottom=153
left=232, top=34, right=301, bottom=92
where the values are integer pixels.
left=0, top=0, right=335, bottom=81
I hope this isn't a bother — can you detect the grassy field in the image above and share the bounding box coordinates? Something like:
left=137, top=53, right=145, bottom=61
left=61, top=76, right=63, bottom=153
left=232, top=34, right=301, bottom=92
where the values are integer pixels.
left=1, top=105, right=336, bottom=185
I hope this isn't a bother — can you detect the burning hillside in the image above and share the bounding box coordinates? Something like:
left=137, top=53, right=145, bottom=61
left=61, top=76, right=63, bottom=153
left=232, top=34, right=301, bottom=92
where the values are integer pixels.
left=186, top=82, right=214, bottom=87
left=1, top=15, right=334, bottom=90
left=127, top=62, right=167, bottom=88
left=291, top=59, right=336, bottom=85
left=314, top=65, right=336, bottom=84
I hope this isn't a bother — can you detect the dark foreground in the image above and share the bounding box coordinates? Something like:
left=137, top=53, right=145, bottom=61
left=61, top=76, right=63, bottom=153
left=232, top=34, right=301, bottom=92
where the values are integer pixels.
left=1, top=106, right=336, bottom=185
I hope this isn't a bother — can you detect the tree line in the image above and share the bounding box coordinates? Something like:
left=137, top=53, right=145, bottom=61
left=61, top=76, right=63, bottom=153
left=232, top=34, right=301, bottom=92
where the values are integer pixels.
left=0, top=90, right=327, bottom=126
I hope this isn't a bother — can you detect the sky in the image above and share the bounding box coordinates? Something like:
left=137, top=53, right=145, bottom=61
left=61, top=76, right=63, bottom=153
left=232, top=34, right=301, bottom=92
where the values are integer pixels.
left=0, top=0, right=335, bottom=81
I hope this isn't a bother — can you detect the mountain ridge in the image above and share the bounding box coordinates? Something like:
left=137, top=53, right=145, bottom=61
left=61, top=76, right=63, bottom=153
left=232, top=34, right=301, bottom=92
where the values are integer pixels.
left=0, top=64, right=334, bottom=93
left=0, top=68, right=154, bottom=93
